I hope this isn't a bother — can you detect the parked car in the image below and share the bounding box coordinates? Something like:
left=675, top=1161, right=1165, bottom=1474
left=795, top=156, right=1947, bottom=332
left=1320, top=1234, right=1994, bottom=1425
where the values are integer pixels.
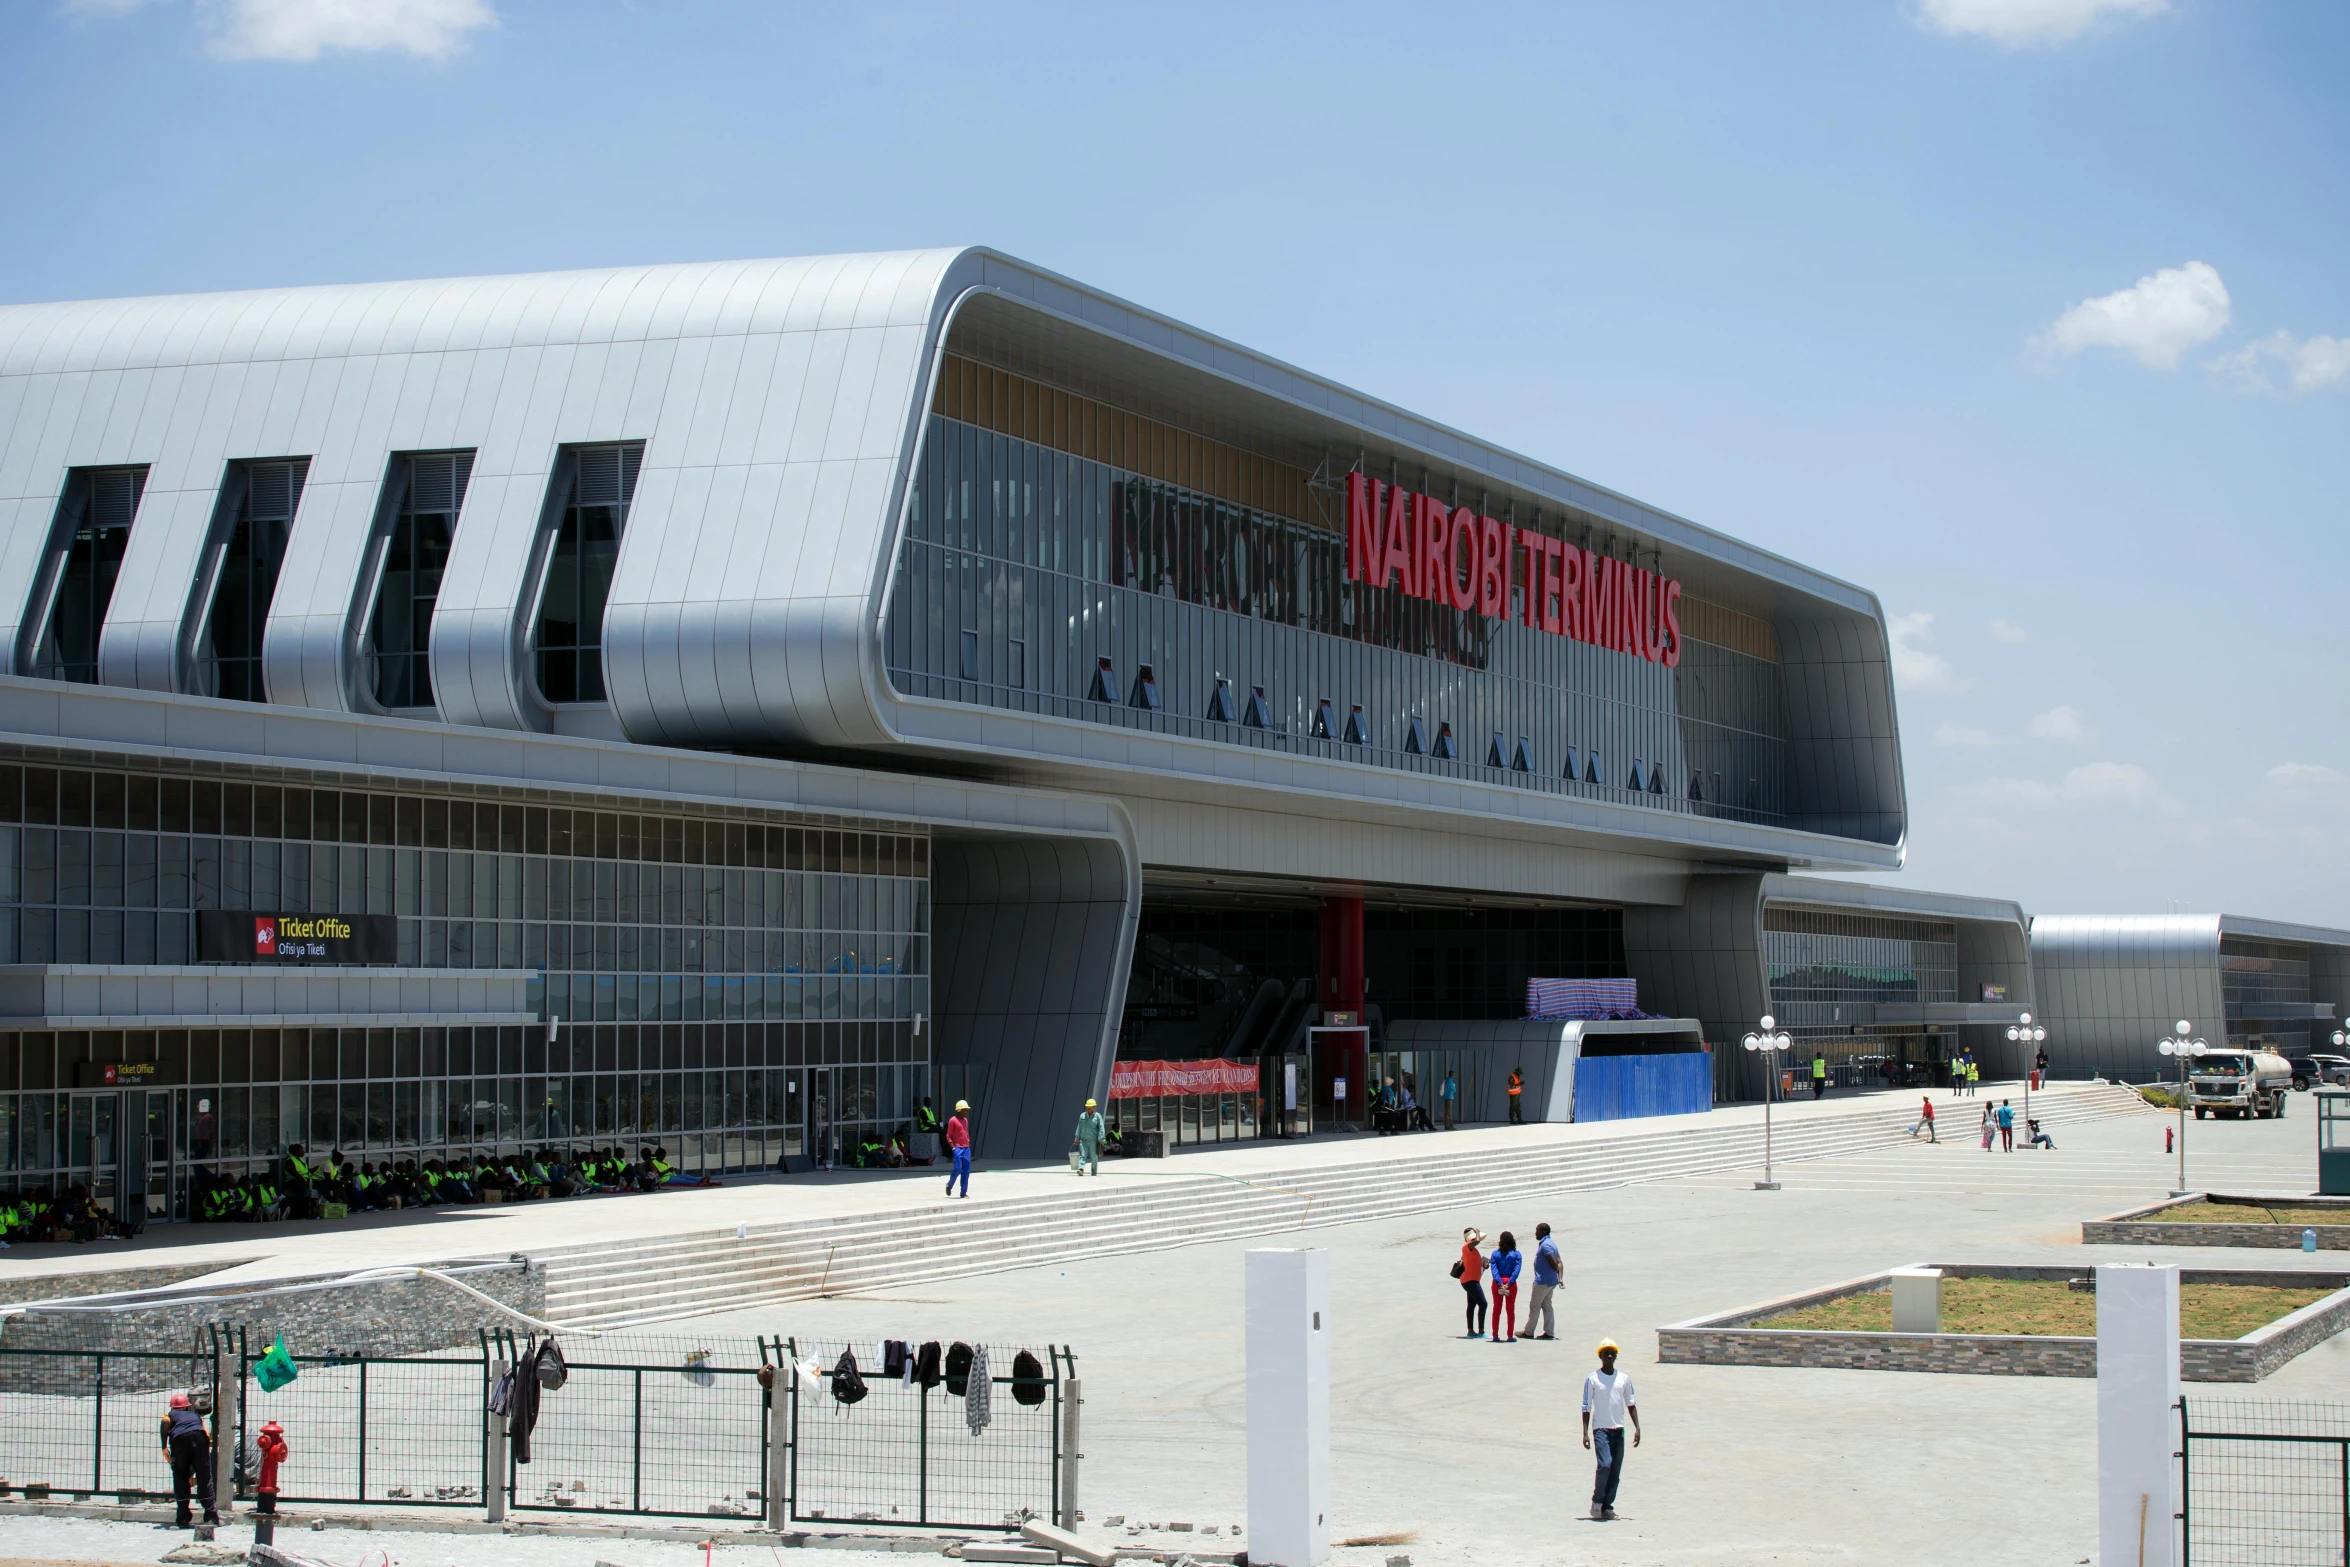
left=2291, top=1054, right=2350, bottom=1092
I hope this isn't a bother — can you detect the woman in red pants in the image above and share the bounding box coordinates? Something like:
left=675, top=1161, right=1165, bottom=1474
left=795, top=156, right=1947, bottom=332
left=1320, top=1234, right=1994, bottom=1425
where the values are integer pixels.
left=1488, top=1230, right=1524, bottom=1343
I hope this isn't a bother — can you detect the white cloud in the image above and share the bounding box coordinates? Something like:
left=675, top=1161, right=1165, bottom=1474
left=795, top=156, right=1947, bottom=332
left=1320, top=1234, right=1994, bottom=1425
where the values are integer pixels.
left=1988, top=618, right=2029, bottom=644
left=2213, top=330, right=2350, bottom=394
left=1957, top=760, right=2173, bottom=814
left=203, top=0, right=494, bottom=59
left=2028, top=704, right=2084, bottom=742
left=1887, top=610, right=1959, bottom=691
left=1935, top=722, right=2002, bottom=747
left=73, top=0, right=496, bottom=59
left=2260, top=762, right=2350, bottom=805
left=1915, top=0, right=2167, bottom=46
left=2036, top=261, right=2231, bottom=371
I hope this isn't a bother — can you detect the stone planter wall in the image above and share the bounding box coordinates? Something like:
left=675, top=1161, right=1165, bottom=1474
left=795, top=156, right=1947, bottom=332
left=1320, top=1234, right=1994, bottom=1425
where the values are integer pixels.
left=1657, top=1262, right=2350, bottom=1382
left=2083, top=1193, right=2350, bottom=1249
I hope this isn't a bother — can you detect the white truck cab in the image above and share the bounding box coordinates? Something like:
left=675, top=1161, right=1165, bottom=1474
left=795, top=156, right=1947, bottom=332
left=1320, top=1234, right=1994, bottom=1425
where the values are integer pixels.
left=2189, top=1050, right=2295, bottom=1120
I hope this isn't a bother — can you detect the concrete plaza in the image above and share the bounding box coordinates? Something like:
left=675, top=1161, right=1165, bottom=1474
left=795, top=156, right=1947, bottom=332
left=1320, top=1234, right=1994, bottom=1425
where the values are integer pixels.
left=696, top=1097, right=2327, bottom=1567
left=0, top=1088, right=2332, bottom=1566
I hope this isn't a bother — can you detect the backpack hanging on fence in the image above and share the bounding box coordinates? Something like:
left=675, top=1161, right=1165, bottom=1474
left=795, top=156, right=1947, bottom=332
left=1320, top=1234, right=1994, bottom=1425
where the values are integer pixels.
left=1011, top=1350, right=1048, bottom=1408
left=830, top=1349, right=868, bottom=1406
left=943, top=1341, right=973, bottom=1397
left=253, top=1334, right=299, bottom=1393
left=533, top=1337, right=568, bottom=1391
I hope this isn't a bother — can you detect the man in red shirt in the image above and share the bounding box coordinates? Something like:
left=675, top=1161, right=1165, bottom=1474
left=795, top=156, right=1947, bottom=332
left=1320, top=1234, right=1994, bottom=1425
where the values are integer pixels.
left=945, top=1100, right=972, bottom=1198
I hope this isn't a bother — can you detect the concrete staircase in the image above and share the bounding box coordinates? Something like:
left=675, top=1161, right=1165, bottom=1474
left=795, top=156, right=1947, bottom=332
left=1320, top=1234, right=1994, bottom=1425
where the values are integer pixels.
left=537, top=1081, right=2153, bottom=1329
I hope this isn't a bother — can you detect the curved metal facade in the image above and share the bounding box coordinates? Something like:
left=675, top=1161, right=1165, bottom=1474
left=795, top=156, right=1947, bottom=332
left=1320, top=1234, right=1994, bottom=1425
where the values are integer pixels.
left=0, top=248, right=1905, bottom=878
left=2029, top=915, right=2227, bottom=1081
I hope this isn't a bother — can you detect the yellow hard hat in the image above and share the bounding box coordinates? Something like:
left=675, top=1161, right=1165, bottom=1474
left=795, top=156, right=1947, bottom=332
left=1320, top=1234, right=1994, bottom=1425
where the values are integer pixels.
left=1596, top=1338, right=1620, bottom=1354
left=1084, top=1098, right=1097, bottom=1108
left=955, top=1100, right=969, bottom=1112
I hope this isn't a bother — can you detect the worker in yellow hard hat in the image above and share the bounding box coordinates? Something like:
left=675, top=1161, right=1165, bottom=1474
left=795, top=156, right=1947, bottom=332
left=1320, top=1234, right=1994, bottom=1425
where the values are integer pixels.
left=1073, top=1097, right=1106, bottom=1178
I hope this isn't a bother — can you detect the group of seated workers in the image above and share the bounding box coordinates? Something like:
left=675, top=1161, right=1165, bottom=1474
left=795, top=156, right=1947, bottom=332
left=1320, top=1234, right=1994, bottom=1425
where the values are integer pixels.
left=186, top=1142, right=701, bottom=1223
left=0, top=1183, right=143, bottom=1245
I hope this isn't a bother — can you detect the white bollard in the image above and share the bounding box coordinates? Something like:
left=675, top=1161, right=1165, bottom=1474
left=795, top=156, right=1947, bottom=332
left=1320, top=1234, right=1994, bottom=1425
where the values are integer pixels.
left=1890, top=1268, right=1943, bottom=1334
left=2098, top=1263, right=2180, bottom=1567
left=1246, top=1248, right=1329, bottom=1567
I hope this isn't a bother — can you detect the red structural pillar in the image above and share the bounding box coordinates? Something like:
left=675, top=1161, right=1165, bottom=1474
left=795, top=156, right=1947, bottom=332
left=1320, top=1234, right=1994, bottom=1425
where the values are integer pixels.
left=1318, top=895, right=1364, bottom=1018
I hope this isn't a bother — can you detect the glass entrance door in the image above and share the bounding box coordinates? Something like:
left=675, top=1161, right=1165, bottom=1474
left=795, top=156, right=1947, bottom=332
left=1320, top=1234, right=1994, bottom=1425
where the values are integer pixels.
left=806, top=1068, right=835, bottom=1170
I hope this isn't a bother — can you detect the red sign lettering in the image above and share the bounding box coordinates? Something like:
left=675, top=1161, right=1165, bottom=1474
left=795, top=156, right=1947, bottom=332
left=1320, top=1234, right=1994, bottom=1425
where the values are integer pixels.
left=1341, top=473, right=1680, bottom=665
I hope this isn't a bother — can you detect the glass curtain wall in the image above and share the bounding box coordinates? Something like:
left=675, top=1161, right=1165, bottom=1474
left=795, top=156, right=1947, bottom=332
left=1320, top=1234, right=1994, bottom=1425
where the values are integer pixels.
left=2221, top=938, right=2315, bottom=1054
left=1763, top=907, right=1959, bottom=1082
left=0, top=1021, right=925, bottom=1207
left=887, top=412, right=1793, bottom=824
left=0, top=760, right=928, bottom=1034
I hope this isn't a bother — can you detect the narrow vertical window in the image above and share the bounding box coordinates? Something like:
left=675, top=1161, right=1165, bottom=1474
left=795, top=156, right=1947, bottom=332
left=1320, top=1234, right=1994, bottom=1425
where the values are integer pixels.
left=194, top=458, right=309, bottom=700
left=534, top=441, right=642, bottom=705
left=366, top=451, right=474, bottom=711
left=24, top=466, right=148, bottom=683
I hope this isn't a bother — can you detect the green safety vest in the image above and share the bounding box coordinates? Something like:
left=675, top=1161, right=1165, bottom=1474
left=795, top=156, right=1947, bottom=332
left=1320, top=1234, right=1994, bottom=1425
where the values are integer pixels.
left=1813, top=1058, right=1826, bottom=1078
left=653, top=1158, right=674, bottom=1177
left=288, top=1155, right=311, bottom=1179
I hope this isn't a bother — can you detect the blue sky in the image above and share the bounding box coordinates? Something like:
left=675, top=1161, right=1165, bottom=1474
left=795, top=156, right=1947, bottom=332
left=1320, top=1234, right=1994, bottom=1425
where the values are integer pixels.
left=4, top=0, right=2346, bottom=922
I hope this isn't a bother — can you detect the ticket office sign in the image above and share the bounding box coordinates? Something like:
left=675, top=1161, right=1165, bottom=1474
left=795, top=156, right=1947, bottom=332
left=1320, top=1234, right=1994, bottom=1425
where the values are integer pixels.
left=196, top=911, right=397, bottom=965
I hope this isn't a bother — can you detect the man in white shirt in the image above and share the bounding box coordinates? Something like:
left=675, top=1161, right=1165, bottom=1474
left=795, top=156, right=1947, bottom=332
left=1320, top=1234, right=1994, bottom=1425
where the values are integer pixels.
left=1580, top=1339, right=1640, bottom=1520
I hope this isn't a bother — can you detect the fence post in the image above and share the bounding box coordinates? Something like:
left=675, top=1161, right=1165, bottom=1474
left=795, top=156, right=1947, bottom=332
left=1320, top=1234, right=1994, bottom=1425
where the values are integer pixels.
left=484, top=1343, right=509, bottom=1524
left=1059, top=1372, right=1082, bottom=1530
left=211, top=1332, right=234, bottom=1518
left=765, top=1357, right=787, bottom=1531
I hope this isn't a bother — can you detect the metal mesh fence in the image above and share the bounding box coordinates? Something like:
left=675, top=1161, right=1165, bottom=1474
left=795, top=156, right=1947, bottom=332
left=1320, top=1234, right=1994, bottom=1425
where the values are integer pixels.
left=0, top=1345, right=212, bottom=1501
left=501, top=1332, right=771, bottom=1519
left=784, top=1337, right=1064, bottom=1531
left=236, top=1333, right=487, bottom=1507
left=0, top=1328, right=1068, bottom=1529
left=2183, top=1399, right=2350, bottom=1566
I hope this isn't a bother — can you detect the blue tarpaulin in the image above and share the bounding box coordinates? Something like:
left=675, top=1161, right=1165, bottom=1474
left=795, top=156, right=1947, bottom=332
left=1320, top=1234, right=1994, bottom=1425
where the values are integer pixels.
left=1572, top=1052, right=1712, bottom=1122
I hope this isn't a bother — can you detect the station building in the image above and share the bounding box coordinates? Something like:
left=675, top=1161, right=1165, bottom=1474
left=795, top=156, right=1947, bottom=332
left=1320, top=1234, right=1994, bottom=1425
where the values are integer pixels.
left=2031, top=914, right=2350, bottom=1079
left=0, top=247, right=1997, bottom=1220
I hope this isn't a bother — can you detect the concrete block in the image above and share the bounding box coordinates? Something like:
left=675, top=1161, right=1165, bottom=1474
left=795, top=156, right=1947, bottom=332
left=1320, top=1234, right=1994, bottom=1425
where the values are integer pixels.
left=2098, top=1263, right=2180, bottom=1567
left=1890, top=1268, right=1942, bottom=1334
left=1247, top=1248, right=1329, bottom=1567
left=961, top=1548, right=1057, bottom=1565
left=1021, top=1521, right=1115, bottom=1566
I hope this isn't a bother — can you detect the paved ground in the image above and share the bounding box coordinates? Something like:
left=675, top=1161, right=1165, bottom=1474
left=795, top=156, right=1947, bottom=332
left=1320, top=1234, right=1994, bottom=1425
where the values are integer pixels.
left=3, top=1084, right=2050, bottom=1289
left=700, top=1097, right=2331, bottom=1567
left=2, top=1086, right=2323, bottom=1567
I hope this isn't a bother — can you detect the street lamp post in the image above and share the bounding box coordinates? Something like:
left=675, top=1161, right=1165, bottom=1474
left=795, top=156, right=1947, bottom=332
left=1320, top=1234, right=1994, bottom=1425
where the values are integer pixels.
left=1742, top=1014, right=1795, bottom=1191
left=2158, top=1019, right=2209, bottom=1197
left=2008, top=1012, right=2047, bottom=1147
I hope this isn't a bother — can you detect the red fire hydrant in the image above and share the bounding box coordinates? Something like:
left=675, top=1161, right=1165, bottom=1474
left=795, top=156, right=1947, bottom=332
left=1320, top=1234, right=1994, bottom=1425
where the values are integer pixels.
left=256, top=1421, right=287, bottom=1514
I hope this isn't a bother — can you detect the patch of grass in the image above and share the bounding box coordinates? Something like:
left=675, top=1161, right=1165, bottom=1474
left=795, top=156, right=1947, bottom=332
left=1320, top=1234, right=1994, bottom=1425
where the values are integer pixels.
left=2151, top=1200, right=2350, bottom=1227
left=2140, top=1084, right=2182, bottom=1109
left=1760, top=1276, right=2334, bottom=1339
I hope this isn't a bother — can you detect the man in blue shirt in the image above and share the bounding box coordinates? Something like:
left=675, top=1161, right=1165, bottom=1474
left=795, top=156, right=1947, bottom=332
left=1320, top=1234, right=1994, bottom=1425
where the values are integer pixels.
left=1440, top=1071, right=1459, bottom=1130
left=1527, top=1221, right=1563, bottom=1340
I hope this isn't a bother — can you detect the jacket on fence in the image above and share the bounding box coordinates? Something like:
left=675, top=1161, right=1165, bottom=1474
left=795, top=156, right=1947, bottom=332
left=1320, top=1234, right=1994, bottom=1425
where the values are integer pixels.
left=509, top=1340, right=550, bottom=1462
left=914, top=1340, right=943, bottom=1389
left=964, top=1345, right=991, bottom=1435
left=944, top=1341, right=973, bottom=1397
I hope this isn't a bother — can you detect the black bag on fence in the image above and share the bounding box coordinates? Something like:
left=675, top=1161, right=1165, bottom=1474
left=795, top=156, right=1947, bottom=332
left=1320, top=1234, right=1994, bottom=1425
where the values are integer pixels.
left=534, top=1337, right=568, bottom=1391
left=1011, top=1349, right=1047, bottom=1407
left=831, top=1349, right=868, bottom=1405
left=915, top=1340, right=943, bottom=1389
left=944, top=1341, right=973, bottom=1397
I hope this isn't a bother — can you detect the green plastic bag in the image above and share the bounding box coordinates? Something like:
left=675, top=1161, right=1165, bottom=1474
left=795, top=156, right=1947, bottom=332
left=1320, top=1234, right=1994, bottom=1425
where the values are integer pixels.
left=253, top=1334, right=299, bottom=1392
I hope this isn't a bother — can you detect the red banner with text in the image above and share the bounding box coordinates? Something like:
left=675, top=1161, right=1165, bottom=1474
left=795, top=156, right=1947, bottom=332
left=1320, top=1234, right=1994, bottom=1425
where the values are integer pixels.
left=1108, top=1059, right=1263, bottom=1099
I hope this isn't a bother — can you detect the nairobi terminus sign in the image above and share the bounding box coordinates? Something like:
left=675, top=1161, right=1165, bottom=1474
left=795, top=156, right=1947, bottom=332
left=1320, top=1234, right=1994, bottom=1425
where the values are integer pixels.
left=1345, top=473, right=1683, bottom=668
left=197, top=911, right=398, bottom=965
